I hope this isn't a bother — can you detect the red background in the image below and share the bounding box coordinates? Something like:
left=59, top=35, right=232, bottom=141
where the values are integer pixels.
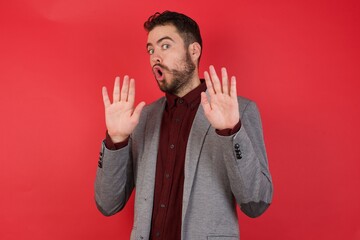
left=1, top=0, right=359, bottom=239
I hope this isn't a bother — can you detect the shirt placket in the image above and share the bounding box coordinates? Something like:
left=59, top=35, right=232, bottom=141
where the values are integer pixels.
left=154, top=101, right=185, bottom=239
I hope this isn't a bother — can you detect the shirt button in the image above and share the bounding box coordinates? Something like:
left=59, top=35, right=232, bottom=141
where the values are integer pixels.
left=156, top=232, right=160, bottom=237
left=170, top=144, right=175, bottom=149
left=178, top=99, right=184, bottom=104
left=160, top=203, right=166, bottom=208
left=175, top=118, right=181, bottom=123
left=165, top=173, right=170, bottom=178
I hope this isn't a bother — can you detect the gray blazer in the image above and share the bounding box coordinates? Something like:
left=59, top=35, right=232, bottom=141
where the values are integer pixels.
left=95, top=95, right=273, bottom=240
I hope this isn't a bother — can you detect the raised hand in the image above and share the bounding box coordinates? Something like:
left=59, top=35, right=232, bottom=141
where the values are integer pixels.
left=201, top=66, right=240, bottom=130
left=102, top=76, right=146, bottom=143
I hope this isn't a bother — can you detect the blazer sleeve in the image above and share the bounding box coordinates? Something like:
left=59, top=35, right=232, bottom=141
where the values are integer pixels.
left=220, top=99, right=273, bottom=218
left=94, top=140, right=134, bottom=216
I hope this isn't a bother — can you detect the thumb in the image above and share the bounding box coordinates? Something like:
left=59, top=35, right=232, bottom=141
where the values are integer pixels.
left=132, top=101, right=146, bottom=120
left=200, top=92, right=211, bottom=114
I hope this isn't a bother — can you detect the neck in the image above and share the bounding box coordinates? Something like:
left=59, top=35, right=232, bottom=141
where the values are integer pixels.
left=176, top=74, right=201, bottom=97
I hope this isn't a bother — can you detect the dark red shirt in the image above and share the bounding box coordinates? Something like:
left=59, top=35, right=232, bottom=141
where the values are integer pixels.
left=150, top=81, right=207, bottom=240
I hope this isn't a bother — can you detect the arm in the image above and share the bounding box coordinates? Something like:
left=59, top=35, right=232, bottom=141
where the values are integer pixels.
left=223, top=100, right=272, bottom=217
left=201, top=66, right=273, bottom=217
left=94, top=141, right=134, bottom=216
left=94, top=76, right=145, bottom=216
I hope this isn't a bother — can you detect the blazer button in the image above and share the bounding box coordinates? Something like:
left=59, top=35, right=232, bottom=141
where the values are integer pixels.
left=234, top=143, right=240, bottom=149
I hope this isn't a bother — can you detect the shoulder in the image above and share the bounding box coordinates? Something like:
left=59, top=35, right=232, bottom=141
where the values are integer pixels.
left=237, top=95, right=257, bottom=112
left=132, top=97, right=165, bottom=137
left=136, top=96, right=166, bottom=125
left=237, top=95, right=252, bottom=106
left=141, top=97, right=166, bottom=115
left=237, top=96, right=263, bottom=124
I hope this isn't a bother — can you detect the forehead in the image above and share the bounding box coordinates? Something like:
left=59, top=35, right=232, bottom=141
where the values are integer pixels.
left=147, top=24, right=183, bottom=44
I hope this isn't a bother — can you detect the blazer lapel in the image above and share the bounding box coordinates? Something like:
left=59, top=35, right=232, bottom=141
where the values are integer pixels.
left=182, top=101, right=211, bottom=223
left=136, top=98, right=166, bottom=233
left=142, top=98, right=166, bottom=191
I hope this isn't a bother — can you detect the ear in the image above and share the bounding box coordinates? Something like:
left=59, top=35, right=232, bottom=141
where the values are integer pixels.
left=188, top=42, right=201, bottom=63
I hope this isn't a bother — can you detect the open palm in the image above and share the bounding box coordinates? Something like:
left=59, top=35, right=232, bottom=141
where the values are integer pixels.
left=102, top=76, right=145, bottom=143
left=201, top=66, right=240, bottom=130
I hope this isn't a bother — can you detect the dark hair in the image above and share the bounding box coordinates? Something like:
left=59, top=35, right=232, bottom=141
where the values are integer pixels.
left=144, top=11, right=202, bottom=62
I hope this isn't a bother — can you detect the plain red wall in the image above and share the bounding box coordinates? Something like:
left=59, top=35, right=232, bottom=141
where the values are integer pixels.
left=1, top=0, right=359, bottom=239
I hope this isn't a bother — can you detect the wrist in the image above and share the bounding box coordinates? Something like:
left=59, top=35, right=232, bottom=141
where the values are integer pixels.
left=108, top=132, right=129, bottom=144
left=216, top=120, right=241, bottom=136
left=105, top=131, right=129, bottom=150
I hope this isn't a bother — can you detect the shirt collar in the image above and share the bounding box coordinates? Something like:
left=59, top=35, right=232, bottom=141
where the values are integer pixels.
left=165, top=80, right=207, bottom=109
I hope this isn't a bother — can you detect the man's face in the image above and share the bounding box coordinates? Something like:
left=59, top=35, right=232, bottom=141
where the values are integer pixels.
left=146, top=24, right=196, bottom=96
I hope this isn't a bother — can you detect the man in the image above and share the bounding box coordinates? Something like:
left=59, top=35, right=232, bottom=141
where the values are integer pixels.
left=95, top=11, right=273, bottom=240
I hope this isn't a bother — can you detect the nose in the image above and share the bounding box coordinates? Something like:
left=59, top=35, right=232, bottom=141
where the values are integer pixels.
left=151, top=51, right=162, bottom=65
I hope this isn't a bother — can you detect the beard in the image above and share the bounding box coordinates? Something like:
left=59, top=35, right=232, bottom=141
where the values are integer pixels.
left=156, top=51, right=196, bottom=95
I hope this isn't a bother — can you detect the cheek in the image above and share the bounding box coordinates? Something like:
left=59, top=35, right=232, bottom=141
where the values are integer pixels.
left=162, top=48, right=187, bottom=69
left=169, top=55, right=186, bottom=70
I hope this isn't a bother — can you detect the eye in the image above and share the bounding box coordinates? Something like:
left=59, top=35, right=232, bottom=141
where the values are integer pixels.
left=161, top=44, right=170, bottom=50
left=147, top=48, right=154, bottom=55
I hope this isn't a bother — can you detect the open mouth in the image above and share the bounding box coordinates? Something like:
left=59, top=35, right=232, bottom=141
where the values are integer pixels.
left=152, top=65, right=165, bottom=81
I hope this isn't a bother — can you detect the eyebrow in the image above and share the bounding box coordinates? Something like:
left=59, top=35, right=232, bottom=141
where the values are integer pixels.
left=146, top=36, right=175, bottom=49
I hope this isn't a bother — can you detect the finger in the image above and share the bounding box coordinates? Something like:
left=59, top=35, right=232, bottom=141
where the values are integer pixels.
left=120, top=75, right=130, bottom=102
left=113, top=76, right=120, bottom=102
left=209, top=65, right=222, bottom=94
left=230, top=76, right=237, bottom=98
left=200, top=92, right=212, bottom=114
left=221, top=67, right=229, bottom=95
left=102, top=86, right=111, bottom=108
left=204, top=71, right=215, bottom=96
left=127, top=78, right=135, bottom=106
left=131, top=101, right=146, bottom=121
